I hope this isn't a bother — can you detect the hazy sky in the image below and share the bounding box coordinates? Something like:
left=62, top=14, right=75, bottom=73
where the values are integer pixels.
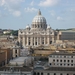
left=0, top=0, right=75, bottom=30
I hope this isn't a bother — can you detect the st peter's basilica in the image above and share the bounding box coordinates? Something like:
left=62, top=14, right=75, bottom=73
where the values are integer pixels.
left=18, top=9, right=55, bottom=48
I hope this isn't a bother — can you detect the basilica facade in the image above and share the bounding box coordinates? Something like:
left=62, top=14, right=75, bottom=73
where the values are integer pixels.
left=18, top=10, right=55, bottom=48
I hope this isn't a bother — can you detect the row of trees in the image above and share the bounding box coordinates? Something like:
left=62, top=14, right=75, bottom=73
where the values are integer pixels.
left=4, top=30, right=18, bottom=36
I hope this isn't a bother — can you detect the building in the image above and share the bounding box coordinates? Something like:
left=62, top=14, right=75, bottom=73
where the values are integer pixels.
left=0, top=50, right=6, bottom=67
left=32, top=45, right=56, bottom=57
left=12, top=46, right=20, bottom=58
left=18, top=9, right=54, bottom=48
left=1, top=48, right=13, bottom=64
left=33, top=50, right=75, bottom=75
left=34, top=67, right=75, bottom=75
left=0, top=66, right=33, bottom=75
left=57, top=30, right=75, bottom=41
left=0, top=48, right=12, bottom=66
left=9, top=57, right=34, bottom=66
left=48, top=50, right=75, bottom=67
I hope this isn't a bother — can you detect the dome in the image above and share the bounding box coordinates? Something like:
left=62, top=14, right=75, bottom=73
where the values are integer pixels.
left=47, top=25, right=51, bottom=29
left=32, top=10, right=46, bottom=23
left=26, top=25, right=30, bottom=29
left=31, top=9, right=47, bottom=30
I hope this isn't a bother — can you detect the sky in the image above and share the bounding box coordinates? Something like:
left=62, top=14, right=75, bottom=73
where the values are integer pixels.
left=0, top=0, right=75, bottom=30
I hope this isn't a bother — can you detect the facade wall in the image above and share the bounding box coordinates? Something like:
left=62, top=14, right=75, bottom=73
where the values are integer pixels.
left=0, top=51, right=6, bottom=66
left=18, top=30, right=54, bottom=48
left=1, top=48, right=12, bottom=64
left=57, top=31, right=75, bottom=40
left=49, top=55, right=75, bottom=67
left=34, top=71, right=75, bottom=75
left=13, top=48, right=20, bottom=58
left=0, top=71, right=32, bottom=75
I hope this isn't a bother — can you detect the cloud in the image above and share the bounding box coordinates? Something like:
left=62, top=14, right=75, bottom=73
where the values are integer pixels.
left=39, top=0, right=60, bottom=7
left=57, top=16, right=64, bottom=21
left=12, top=11, right=21, bottom=17
left=0, top=0, right=25, bottom=17
left=0, top=0, right=6, bottom=6
left=30, top=1, right=34, bottom=6
left=70, top=9, right=75, bottom=12
left=24, top=7, right=37, bottom=13
left=49, top=10, right=55, bottom=16
left=0, top=10, right=8, bottom=17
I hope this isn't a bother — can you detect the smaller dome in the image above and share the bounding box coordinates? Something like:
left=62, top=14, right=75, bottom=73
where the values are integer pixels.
left=26, top=25, right=30, bottom=29
left=47, top=25, right=51, bottom=29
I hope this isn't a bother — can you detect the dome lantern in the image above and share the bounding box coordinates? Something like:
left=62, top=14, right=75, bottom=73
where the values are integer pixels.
left=38, top=9, right=41, bottom=15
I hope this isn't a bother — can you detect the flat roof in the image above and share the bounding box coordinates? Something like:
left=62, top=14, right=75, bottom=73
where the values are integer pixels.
left=10, top=57, right=29, bottom=62
left=0, top=66, right=32, bottom=71
left=49, top=50, right=75, bottom=56
left=34, top=67, right=75, bottom=71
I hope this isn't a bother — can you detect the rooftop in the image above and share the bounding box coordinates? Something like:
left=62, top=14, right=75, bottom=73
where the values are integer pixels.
left=49, top=50, right=75, bottom=56
left=0, top=66, right=32, bottom=71
left=34, top=67, right=75, bottom=71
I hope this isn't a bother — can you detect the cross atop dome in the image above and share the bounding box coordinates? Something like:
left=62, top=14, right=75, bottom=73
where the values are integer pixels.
left=38, top=9, right=41, bottom=15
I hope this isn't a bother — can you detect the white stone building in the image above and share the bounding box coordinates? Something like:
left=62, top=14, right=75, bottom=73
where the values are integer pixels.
left=18, top=10, right=54, bottom=48
left=12, top=46, right=20, bottom=58
left=48, top=50, right=75, bottom=67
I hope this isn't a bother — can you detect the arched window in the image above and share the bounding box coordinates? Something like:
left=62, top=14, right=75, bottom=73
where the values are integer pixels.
left=41, top=72, right=43, bottom=75
left=38, top=25, right=39, bottom=28
left=37, top=72, right=40, bottom=75
left=33, top=72, right=36, bottom=75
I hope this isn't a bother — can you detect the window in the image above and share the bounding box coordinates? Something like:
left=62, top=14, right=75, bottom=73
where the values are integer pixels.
left=33, top=43, right=34, bottom=45
left=68, top=64, right=69, bottom=66
left=60, top=56, right=62, bottom=58
left=37, top=72, right=40, bottom=75
left=57, top=56, right=59, bottom=58
left=57, top=59, right=59, bottom=62
left=60, top=73, right=63, bottom=75
left=60, top=64, right=62, bottom=66
left=47, top=73, right=50, bottom=75
left=71, top=56, right=73, bottom=58
left=53, top=59, right=55, bottom=62
left=50, top=63, right=51, bottom=65
left=64, top=64, right=66, bottom=66
left=34, top=72, right=36, bottom=75
left=57, top=64, right=58, bottom=65
left=64, top=60, right=66, bottom=62
left=38, top=25, right=39, bottom=28
left=54, top=73, right=56, bottom=75
left=71, top=60, right=73, bottom=63
left=71, top=64, right=73, bottom=66
left=15, top=50, right=17, bottom=53
left=64, top=56, right=66, bottom=58
left=35, top=42, right=37, bottom=45
left=41, top=72, right=43, bottom=75
left=42, top=42, right=44, bottom=44
left=60, top=60, right=62, bottom=62
left=67, top=74, right=69, bottom=75
left=67, top=60, right=69, bottom=62
left=29, top=42, right=30, bottom=45
left=16, top=55, right=17, bottom=57
left=53, top=55, right=55, bottom=58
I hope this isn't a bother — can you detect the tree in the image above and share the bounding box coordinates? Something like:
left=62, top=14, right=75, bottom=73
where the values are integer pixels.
left=10, top=30, right=18, bottom=36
